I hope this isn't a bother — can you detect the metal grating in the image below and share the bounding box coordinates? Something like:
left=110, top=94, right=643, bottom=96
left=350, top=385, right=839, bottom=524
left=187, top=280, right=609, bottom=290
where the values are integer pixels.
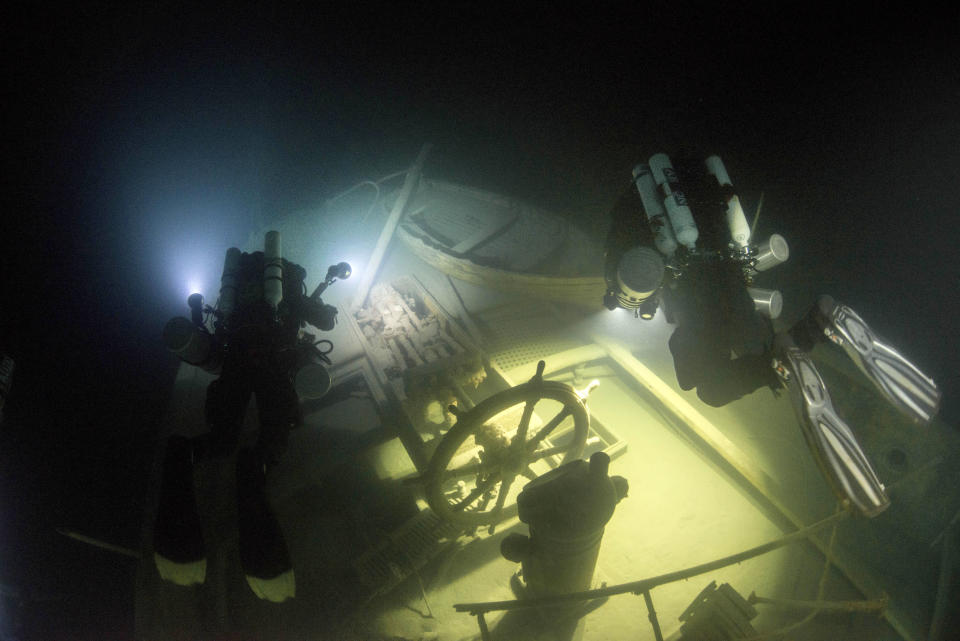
left=353, top=509, right=463, bottom=601
left=479, top=305, right=582, bottom=372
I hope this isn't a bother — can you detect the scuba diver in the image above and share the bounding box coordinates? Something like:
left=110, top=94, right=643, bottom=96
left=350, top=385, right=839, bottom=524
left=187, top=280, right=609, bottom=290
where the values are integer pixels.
left=603, top=152, right=941, bottom=518
left=156, top=230, right=351, bottom=601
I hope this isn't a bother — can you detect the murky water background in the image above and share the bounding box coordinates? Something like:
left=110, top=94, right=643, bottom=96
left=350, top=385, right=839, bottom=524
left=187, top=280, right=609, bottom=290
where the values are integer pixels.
left=1, top=6, right=957, bottom=638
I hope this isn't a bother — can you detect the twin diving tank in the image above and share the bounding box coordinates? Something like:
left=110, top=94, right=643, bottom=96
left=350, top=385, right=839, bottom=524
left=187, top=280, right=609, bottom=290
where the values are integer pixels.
left=629, top=153, right=790, bottom=319
left=217, top=230, right=283, bottom=321
left=165, top=231, right=333, bottom=400
left=633, top=154, right=698, bottom=252
left=163, top=231, right=287, bottom=376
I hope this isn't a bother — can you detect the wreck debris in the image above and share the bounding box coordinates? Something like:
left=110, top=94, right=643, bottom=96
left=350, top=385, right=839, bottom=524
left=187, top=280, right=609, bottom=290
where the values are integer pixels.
left=678, top=581, right=758, bottom=640
left=424, top=361, right=591, bottom=528
left=348, top=276, right=489, bottom=442
left=404, top=353, right=487, bottom=439
left=353, top=280, right=475, bottom=388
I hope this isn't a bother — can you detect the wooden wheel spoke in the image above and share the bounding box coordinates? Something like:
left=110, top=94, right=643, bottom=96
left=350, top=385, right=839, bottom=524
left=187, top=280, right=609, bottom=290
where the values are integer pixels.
left=514, top=399, right=538, bottom=445
left=489, top=473, right=517, bottom=517
left=451, top=473, right=500, bottom=513
left=474, top=491, right=494, bottom=513
left=426, top=375, right=590, bottom=527
left=442, top=461, right=483, bottom=480
left=529, top=445, right=567, bottom=462
left=526, top=406, right=572, bottom=451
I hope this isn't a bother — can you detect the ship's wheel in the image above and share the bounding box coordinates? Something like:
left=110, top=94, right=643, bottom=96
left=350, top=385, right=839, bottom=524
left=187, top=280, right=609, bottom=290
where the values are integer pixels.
left=424, top=361, right=593, bottom=528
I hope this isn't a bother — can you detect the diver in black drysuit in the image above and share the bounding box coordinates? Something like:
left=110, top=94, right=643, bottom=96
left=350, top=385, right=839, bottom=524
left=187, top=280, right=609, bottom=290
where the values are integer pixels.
left=664, top=255, right=777, bottom=407
left=154, top=249, right=339, bottom=600
left=604, top=165, right=778, bottom=408
left=604, top=154, right=941, bottom=517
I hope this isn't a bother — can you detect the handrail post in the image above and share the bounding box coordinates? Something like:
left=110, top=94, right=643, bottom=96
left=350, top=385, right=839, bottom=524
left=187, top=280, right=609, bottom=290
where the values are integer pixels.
left=477, top=612, right=491, bottom=641
left=641, top=590, right=664, bottom=641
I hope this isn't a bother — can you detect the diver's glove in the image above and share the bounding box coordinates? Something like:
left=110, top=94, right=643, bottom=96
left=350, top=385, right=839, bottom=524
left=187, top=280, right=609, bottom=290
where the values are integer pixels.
left=304, top=300, right=338, bottom=331
left=773, top=334, right=890, bottom=518
left=813, top=296, right=941, bottom=424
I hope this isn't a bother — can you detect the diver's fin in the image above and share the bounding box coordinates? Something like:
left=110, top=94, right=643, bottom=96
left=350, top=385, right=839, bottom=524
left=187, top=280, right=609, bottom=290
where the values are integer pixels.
left=236, top=448, right=295, bottom=602
left=816, top=296, right=941, bottom=423
left=153, top=436, right=206, bottom=584
left=245, top=568, right=296, bottom=603
left=774, top=340, right=890, bottom=517
left=154, top=553, right=207, bottom=586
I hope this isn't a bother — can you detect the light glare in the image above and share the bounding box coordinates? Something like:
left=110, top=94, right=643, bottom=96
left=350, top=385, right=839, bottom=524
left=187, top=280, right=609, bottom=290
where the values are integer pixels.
left=186, top=280, right=204, bottom=298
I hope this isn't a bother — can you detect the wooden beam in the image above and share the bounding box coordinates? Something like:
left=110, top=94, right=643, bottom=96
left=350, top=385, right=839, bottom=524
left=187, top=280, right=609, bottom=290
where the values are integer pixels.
left=57, top=527, right=141, bottom=559
left=593, top=336, right=797, bottom=523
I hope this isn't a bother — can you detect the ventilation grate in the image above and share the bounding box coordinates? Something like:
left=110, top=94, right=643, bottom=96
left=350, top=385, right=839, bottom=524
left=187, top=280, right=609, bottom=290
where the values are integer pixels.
left=479, top=305, right=581, bottom=372
left=353, top=509, right=463, bottom=600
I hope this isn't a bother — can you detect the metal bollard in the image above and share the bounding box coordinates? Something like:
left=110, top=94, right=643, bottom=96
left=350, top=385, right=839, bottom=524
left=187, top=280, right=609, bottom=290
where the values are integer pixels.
left=501, top=451, right=628, bottom=597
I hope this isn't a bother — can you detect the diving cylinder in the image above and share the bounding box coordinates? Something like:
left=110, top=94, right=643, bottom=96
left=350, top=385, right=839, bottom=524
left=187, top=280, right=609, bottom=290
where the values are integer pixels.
left=263, top=231, right=283, bottom=310
left=632, top=164, right=678, bottom=256
left=162, top=317, right=223, bottom=374
left=294, top=349, right=332, bottom=400
left=219, top=248, right=241, bottom=318
left=705, top=155, right=751, bottom=250
left=752, top=233, right=790, bottom=272
left=649, top=153, right=699, bottom=249
left=747, top=287, right=783, bottom=320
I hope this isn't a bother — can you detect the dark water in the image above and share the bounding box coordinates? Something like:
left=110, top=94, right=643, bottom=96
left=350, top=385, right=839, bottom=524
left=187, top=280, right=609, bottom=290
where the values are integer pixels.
left=1, top=5, right=958, bottom=638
